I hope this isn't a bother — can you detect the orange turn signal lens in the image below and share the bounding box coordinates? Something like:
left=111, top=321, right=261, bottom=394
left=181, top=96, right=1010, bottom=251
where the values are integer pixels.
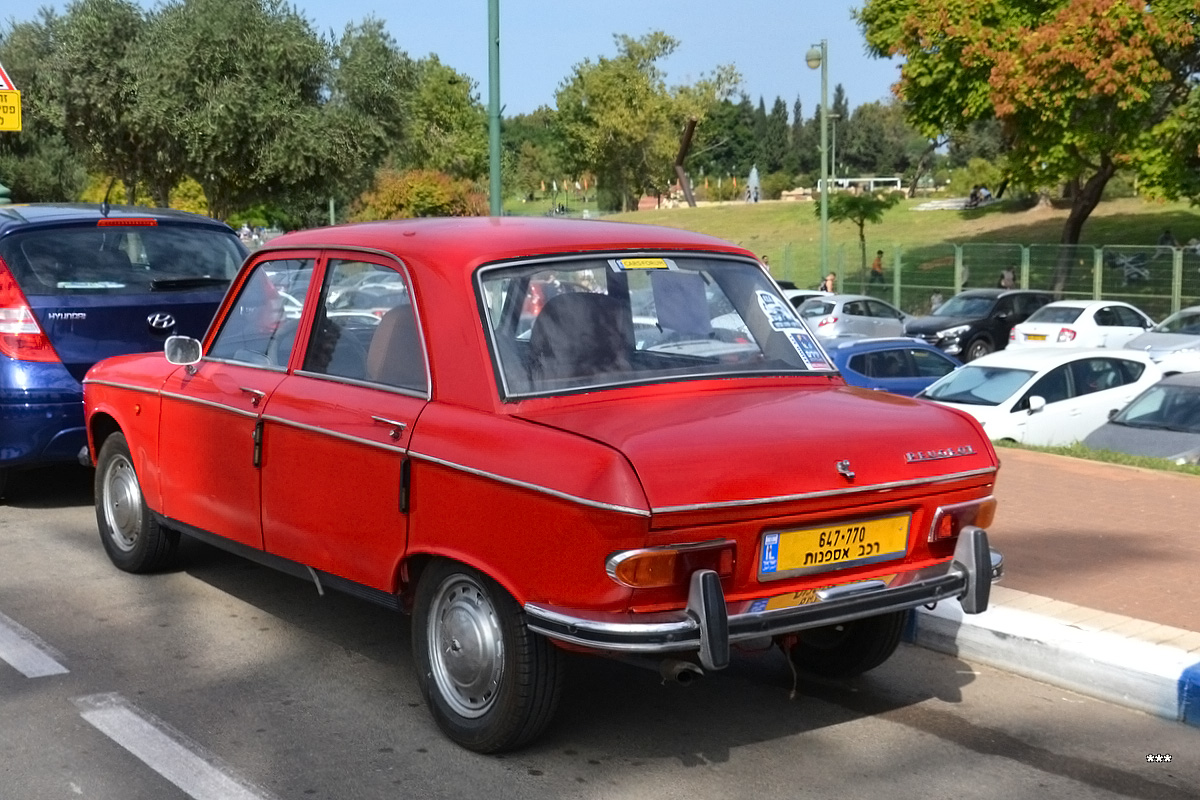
left=607, top=541, right=735, bottom=589
left=928, top=497, right=996, bottom=542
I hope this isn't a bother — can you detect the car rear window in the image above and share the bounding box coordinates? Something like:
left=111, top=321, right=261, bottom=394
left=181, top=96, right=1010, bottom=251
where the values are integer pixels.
left=479, top=255, right=833, bottom=398
left=1026, top=306, right=1083, bottom=324
left=0, top=225, right=245, bottom=296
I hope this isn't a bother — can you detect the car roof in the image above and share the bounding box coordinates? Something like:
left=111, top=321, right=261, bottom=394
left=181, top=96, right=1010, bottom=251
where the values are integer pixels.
left=825, top=336, right=939, bottom=352
left=263, top=217, right=752, bottom=274
left=1033, top=299, right=1140, bottom=310
left=967, top=346, right=1154, bottom=369
left=1156, top=371, right=1200, bottom=388
left=0, top=202, right=235, bottom=235
left=956, top=288, right=1053, bottom=298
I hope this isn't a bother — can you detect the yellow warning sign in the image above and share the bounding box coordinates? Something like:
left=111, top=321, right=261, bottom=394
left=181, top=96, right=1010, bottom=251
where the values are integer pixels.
left=0, top=90, right=20, bottom=132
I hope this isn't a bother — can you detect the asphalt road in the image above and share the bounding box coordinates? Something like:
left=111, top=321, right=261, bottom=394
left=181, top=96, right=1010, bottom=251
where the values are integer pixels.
left=1, top=465, right=1198, bottom=800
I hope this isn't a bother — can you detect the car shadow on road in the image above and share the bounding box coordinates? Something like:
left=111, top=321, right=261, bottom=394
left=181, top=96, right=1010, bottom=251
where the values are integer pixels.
left=1, top=465, right=93, bottom=510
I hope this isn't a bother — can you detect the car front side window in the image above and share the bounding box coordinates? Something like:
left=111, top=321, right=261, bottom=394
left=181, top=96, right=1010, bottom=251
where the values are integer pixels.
left=207, top=259, right=315, bottom=368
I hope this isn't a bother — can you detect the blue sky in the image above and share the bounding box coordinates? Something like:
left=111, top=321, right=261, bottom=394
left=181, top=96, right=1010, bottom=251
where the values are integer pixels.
left=4, top=1, right=900, bottom=117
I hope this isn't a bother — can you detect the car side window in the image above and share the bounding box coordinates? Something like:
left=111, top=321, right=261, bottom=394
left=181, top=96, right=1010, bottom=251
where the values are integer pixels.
left=1018, top=364, right=1072, bottom=408
left=208, top=259, right=314, bottom=367
left=1111, top=306, right=1147, bottom=327
left=1070, top=357, right=1121, bottom=396
left=1094, top=307, right=1120, bottom=327
left=308, top=259, right=426, bottom=392
left=995, top=297, right=1016, bottom=317
left=866, top=300, right=902, bottom=319
left=843, top=301, right=867, bottom=316
left=1111, top=357, right=1146, bottom=386
left=912, top=349, right=957, bottom=378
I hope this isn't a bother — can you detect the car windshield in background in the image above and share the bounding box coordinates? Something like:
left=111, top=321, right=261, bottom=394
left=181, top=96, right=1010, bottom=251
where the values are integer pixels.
left=1113, top=384, right=1200, bottom=433
left=3, top=225, right=244, bottom=296
left=1026, top=306, right=1083, bottom=324
left=922, top=365, right=1035, bottom=406
left=932, top=295, right=995, bottom=317
left=479, top=255, right=832, bottom=397
left=1152, top=310, right=1200, bottom=335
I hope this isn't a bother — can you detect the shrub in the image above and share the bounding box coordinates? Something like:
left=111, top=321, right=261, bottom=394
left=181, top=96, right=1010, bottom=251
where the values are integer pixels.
left=352, top=169, right=486, bottom=221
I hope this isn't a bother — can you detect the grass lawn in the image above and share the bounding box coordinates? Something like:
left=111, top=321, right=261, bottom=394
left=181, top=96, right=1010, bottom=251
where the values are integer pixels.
left=603, top=196, right=1200, bottom=291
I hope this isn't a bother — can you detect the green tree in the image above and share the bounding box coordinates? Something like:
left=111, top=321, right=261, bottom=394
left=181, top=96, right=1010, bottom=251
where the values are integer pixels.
left=399, top=56, right=487, bottom=180
left=858, top=0, right=1199, bottom=290
left=763, top=97, right=790, bottom=174
left=555, top=32, right=737, bottom=211
left=817, top=191, right=903, bottom=284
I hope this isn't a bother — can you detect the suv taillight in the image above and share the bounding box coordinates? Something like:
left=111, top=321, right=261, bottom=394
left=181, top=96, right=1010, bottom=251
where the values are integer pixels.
left=0, top=261, right=61, bottom=362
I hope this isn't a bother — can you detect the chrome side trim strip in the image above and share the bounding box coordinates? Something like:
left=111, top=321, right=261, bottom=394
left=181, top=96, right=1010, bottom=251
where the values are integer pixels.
left=82, top=379, right=160, bottom=395
left=259, top=414, right=407, bottom=454
left=653, top=467, right=999, bottom=514
left=158, top=391, right=260, bottom=420
left=409, top=452, right=652, bottom=517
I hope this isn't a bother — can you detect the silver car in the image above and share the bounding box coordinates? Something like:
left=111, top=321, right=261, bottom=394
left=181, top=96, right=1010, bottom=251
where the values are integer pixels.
left=1124, top=305, right=1200, bottom=374
left=798, top=293, right=909, bottom=339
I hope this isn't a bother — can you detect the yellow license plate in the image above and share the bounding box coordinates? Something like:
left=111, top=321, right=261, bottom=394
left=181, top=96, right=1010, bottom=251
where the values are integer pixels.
left=1025, top=333, right=1047, bottom=341
left=758, top=513, right=911, bottom=580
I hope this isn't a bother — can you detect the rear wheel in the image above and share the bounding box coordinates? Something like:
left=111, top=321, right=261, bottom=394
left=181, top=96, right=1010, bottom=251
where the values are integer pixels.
left=787, top=611, right=907, bottom=678
left=94, top=433, right=178, bottom=572
left=412, top=560, right=563, bottom=753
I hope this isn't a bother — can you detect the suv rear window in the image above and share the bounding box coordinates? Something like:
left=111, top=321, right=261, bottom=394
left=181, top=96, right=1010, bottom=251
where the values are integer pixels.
left=1, top=225, right=244, bottom=296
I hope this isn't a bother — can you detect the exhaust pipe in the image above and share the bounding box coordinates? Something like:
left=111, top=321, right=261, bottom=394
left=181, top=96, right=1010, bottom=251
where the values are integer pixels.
left=658, top=659, right=704, bottom=685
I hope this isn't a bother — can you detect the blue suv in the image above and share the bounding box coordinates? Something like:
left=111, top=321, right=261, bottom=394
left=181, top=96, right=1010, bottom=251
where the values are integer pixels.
left=0, top=203, right=247, bottom=497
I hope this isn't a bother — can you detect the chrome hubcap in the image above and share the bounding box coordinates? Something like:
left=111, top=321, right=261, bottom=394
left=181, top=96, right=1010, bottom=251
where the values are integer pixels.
left=102, top=454, right=142, bottom=552
left=428, top=575, right=503, bottom=718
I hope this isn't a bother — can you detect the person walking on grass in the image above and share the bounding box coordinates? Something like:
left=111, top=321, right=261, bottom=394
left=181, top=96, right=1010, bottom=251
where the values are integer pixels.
left=869, top=250, right=885, bottom=285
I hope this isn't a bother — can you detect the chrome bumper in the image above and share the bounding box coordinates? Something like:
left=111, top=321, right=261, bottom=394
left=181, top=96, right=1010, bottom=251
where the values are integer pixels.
left=525, top=526, right=1001, bottom=671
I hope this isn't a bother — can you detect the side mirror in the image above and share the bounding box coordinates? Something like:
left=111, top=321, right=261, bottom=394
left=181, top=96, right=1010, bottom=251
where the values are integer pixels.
left=165, top=335, right=202, bottom=366
left=1027, top=395, right=1046, bottom=414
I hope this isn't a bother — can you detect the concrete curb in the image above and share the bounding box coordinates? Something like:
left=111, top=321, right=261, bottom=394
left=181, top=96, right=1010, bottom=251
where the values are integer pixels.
left=907, top=590, right=1200, bottom=728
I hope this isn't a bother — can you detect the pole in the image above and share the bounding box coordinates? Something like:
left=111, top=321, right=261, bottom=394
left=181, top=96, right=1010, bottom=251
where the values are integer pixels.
left=818, top=40, right=829, bottom=276
left=487, top=0, right=502, bottom=216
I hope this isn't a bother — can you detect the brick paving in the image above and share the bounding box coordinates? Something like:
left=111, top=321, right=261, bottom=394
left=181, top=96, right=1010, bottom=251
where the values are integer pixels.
left=986, top=447, right=1200, bottom=632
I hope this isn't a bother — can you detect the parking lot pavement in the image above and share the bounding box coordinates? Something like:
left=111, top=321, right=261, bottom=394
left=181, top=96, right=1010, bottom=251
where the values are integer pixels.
left=910, top=447, right=1200, bottom=727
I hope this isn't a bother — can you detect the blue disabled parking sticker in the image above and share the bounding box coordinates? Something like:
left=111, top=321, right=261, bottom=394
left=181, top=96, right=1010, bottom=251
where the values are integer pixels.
left=761, top=532, right=779, bottom=574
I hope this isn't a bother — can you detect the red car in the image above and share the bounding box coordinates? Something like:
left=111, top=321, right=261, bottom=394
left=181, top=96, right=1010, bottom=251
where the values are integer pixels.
left=83, top=217, right=1001, bottom=752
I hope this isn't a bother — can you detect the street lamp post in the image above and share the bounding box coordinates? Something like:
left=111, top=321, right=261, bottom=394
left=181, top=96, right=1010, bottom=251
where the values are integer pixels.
left=806, top=41, right=829, bottom=276
left=487, top=0, right=502, bottom=216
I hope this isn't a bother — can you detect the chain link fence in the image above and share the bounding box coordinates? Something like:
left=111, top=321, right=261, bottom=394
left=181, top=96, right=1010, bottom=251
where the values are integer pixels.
left=828, top=243, right=1200, bottom=321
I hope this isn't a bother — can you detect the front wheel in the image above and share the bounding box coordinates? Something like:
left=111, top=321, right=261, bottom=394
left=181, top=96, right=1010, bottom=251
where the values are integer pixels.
left=965, top=337, right=994, bottom=362
left=787, top=611, right=907, bottom=678
left=94, top=433, right=178, bottom=572
left=412, top=560, right=564, bottom=753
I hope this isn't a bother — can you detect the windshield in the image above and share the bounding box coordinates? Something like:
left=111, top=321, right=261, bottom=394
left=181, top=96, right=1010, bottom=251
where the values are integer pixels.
left=1026, top=306, right=1083, bottom=324
left=922, top=365, right=1035, bottom=406
left=1152, top=310, right=1200, bottom=335
left=1113, top=384, right=1200, bottom=432
left=479, top=255, right=832, bottom=398
left=1, top=224, right=245, bottom=296
left=932, top=294, right=995, bottom=317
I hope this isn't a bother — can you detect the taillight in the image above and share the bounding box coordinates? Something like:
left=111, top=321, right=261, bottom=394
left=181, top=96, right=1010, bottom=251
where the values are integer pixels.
left=97, top=218, right=158, bottom=227
left=607, top=540, right=735, bottom=589
left=0, top=261, right=60, bottom=362
left=928, top=497, right=997, bottom=542
left=1057, top=328, right=1077, bottom=342
left=817, top=316, right=838, bottom=327
left=1009, top=329, right=1016, bottom=341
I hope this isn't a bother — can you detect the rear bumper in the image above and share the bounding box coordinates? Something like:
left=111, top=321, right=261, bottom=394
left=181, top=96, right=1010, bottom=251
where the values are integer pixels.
left=525, top=526, right=1001, bottom=671
left=0, top=397, right=86, bottom=468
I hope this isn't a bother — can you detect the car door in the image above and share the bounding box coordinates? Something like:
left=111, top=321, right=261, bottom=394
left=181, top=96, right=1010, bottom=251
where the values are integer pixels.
left=842, top=300, right=871, bottom=337
left=156, top=256, right=316, bottom=548
left=1096, top=305, right=1152, bottom=348
left=258, top=254, right=428, bottom=592
left=1009, top=363, right=1080, bottom=445
left=865, top=299, right=907, bottom=337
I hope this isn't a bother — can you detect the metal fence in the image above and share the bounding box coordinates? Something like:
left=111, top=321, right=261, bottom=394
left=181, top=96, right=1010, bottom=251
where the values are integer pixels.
left=825, top=243, right=1200, bottom=321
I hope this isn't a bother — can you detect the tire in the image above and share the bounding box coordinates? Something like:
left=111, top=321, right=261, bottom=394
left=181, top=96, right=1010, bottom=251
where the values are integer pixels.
left=94, top=433, right=178, bottom=573
left=787, top=611, right=906, bottom=678
left=965, top=337, right=993, bottom=362
left=412, top=560, right=564, bottom=753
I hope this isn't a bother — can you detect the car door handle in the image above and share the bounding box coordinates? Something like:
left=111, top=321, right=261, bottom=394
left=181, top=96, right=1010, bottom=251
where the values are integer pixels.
left=372, top=416, right=408, bottom=440
left=239, top=387, right=266, bottom=407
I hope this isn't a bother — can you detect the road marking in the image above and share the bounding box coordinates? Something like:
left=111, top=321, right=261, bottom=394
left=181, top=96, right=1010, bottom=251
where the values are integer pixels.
left=75, top=693, right=275, bottom=800
left=0, top=611, right=69, bottom=677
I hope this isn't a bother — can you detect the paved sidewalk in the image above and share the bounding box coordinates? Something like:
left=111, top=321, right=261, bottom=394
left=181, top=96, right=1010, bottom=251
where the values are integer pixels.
left=909, top=448, right=1200, bottom=727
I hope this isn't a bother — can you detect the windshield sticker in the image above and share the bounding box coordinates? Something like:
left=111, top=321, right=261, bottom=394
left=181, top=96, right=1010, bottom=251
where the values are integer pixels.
left=608, top=257, right=676, bottom=272
left=786, top=330, right=832, bottom=370
left=756, top=290, right=796, bottom=330
left=57, top=281, right=126, bottom=289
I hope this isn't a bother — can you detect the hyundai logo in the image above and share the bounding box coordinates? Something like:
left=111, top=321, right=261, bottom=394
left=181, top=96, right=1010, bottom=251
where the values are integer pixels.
left=147, top=313, right=177, bottom=331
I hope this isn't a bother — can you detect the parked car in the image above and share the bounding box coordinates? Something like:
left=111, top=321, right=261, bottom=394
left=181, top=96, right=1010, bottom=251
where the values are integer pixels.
left=824, top=337, right=961, bottom=396
left=1009, top=300, right=1154, bottom=349
left=905, top=288, right=1053, bottom=361
left=0, top=203, right=248, bottom=498
left=1082, top=372, right=1200, bottom=465
left=775, top=281, right=832, bottom=309
left=919, top=348, right=1161, bottom=445
left=84, top=217, right=1002, bottom=753
left=797, top=293, right=909, bottom=339
left=1124, top=305, right=1200, bottom=374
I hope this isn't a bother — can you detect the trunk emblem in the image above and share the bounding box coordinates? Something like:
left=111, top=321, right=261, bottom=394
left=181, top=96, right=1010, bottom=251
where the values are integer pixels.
left=836, top=460, right=855, bottom=480
left=148, top=313, right=177, bottom=331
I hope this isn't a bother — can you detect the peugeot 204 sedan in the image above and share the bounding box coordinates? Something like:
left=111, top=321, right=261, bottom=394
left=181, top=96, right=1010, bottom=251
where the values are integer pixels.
left=83, top=217, right=1002, bottom=753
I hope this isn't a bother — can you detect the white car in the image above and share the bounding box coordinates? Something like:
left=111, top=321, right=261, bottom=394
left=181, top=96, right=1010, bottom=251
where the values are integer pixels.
left=1009, top=300, right=1153, bottom=349
left=919, top=348, right=1162, bottom=445
left=1124, top=305, right=1200, bottom=374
